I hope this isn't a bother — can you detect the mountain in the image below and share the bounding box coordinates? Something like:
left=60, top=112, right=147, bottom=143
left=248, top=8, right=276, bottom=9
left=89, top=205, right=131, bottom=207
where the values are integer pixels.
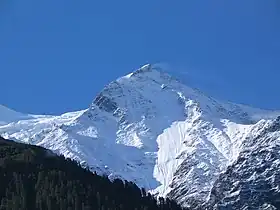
left=0, top=105, right=33, bottom=125
left=205, top=117, right=280, bottom=210
left=1, top=64, right=280, bottom=209
left=0, top=136, right=184, bottom=210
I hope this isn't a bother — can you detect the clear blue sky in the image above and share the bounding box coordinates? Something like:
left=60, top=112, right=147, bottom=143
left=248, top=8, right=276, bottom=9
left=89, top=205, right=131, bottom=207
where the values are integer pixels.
left=1, top=0, right=279, bottom=114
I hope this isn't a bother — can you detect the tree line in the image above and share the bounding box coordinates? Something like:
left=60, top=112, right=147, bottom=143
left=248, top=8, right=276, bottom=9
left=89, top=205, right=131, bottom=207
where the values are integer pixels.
left=0, top=136, right=187, bottom=210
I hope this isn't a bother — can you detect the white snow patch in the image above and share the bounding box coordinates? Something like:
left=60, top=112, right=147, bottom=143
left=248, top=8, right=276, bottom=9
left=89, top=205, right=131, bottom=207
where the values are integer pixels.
left=1, top=64, right=280, bottom=207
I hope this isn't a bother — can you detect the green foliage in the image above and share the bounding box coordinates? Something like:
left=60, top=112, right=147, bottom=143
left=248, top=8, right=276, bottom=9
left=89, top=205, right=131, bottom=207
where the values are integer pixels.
left=0, top=137, right=186, bottom=210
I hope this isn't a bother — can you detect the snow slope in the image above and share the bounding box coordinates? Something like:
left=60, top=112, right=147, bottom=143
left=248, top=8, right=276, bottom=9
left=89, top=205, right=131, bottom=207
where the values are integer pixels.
left=1, top=64, right=280, bottom=209
left=0, top=105, right=34, bottom=125
left=206, top=117, right=280, bottom=209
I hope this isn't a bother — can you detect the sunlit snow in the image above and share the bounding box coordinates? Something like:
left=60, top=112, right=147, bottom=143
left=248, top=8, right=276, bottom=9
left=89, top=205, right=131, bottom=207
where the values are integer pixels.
left=1, top=64, right=280, bottom=207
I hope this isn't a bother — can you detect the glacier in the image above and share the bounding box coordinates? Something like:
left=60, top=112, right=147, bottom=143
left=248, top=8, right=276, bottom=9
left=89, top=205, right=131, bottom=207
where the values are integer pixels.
left=1, top=64, right=280, bottom=209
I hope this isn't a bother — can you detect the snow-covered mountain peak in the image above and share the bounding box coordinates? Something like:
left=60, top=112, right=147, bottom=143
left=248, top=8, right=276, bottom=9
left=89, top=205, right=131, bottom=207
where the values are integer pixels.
left=89, top=64, right=274, bottom=127
left=88, top=64, right=186, bottom=120
left=123, top=63, right=153, bottom=78
left=118, top=64, right=179, bottom=86
left=0, top=105, right=33, bottom=125
left=1, top=64, right=280, bottom=209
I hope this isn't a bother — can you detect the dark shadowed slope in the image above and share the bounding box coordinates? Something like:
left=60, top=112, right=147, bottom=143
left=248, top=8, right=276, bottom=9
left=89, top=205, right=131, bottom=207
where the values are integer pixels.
left=0, top=136, right=185, bottom=210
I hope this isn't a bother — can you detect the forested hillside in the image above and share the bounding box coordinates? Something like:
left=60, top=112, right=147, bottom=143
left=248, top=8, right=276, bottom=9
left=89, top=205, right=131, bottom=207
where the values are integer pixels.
left=0, top=136, right=186, bottom=210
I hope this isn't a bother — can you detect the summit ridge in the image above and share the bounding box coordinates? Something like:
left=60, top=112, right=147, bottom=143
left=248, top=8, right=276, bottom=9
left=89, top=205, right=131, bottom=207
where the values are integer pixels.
left=1, top=64, right=280, bottom=209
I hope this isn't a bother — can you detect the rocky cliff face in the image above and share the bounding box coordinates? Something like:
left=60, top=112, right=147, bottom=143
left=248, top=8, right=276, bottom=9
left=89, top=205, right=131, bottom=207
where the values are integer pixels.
left=1, top=64, right=280, bottom=209
left=205, top=118, right=280, bottom=209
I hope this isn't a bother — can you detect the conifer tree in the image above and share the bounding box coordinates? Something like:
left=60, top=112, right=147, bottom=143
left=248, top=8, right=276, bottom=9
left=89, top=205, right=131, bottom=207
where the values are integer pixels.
left=0, top=136, right=187, bottom=210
